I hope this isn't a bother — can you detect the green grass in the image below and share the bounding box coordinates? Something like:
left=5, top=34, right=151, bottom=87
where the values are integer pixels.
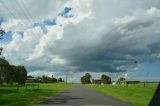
left=0, top=83, right=72, bottom=106
left=86, top=84, right=158, bottom=106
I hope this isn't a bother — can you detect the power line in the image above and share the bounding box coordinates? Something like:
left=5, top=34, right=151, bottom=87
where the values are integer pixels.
left=13, top=0, right=43, bottom=44
left=21, top=0, right=36, bottom=22
left=0, top=0, right=28, bottom=29
left=14, top=0, right=33, bottom=23
left=0, top=0, right=17, bottom=19
left=0, top=0, right=45, bottom=45
left=0, top=0, right=40, bottom=42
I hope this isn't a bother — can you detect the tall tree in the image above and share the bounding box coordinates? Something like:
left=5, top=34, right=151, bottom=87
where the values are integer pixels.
left=0, top=58, right=14, bottom=84
left=80, top=73, right=92, bottom=84
left=58, top=78, right=63, bottom=82
left=12, top=65, right=27, bottom=84
left=101, top=74, right=112, bottom=84
left=80, top=76, right=86, bottom=84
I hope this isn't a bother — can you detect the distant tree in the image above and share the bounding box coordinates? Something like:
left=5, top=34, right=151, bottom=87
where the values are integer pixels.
left=117, top=77, right=126, bottom=83
left=80, top=76, right=86, bottom=84
left=80, top=73, right=92, bottom=84
left=58, top=78, right=63, bottom=82
left=42, top=76, right=50, bottom=83
left=52, top=77, right=57, bottom=82
left=27, top=75, right=34, bottom=78
left=41, top=76, right=57, bottom=83
left=85, top=73, right=92, bottom=79
left=101, top=74, right=112, bottom=84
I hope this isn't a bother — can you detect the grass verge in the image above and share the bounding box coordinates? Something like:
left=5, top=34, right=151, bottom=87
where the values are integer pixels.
left=86, top=84, right=158, bottom=106
left=0, top=83, right=72, bottom=106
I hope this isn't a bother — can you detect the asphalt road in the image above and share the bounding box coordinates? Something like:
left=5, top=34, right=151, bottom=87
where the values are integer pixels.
left=39, top=84, right=132, bottom=106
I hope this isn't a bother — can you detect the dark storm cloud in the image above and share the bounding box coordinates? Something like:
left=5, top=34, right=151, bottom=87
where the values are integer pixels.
left=45, top=6, right=160, bottom=73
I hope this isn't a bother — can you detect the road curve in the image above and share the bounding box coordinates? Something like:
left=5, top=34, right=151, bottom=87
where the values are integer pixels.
left=38, top=84, right=132, bottom=106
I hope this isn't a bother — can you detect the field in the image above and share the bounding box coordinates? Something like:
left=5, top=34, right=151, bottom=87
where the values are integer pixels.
left=86, top=84, right=158, bottom=106
left=0, top=83, right=72, bottom=106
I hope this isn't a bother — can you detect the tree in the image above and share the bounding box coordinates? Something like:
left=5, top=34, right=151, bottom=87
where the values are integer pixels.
left=41, top=75, right=57, bottom=83
left=80, top=76, right=86, bottom=84
left=0, top=58, right=14, bottom=84
left=52, top=77, right=57, bottom=82
left=58, top=78, right=63, bottom=82
left=117, top=77, right=126, bottom=84
left=80, top=73, right=92, bottom=84
left=85, top=73, right=92, bottom=79
left=12, top=65, right=27, bottom=84
left=42, top=76, right=50, bottom=83
left=27, top=75, right=34, bottom=78
left=101, top=74, right=112, bottom=84
left=0, top=27, right=5, bottom=57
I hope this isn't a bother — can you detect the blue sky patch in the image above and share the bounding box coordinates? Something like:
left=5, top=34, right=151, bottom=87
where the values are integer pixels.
left=128, top=61, right=160, bottom=81
left=59, top=7, right=73, bottom=18
left=43, top=19, right=56, bottom=26
left=33, top=18, right=56, bottom=34
left=0, top=31, right=12, bottom=43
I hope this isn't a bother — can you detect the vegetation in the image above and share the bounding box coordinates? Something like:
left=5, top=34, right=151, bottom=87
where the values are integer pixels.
left=12, top=65, right=27, bottom=84
left=117, top=77, right=126, bottom=84
left=26, top=75, right=64, bottom=83
left=101, top=74, right=111, bottom=84
left=81, top=73, right=112, bottom=84
left=81, top=73, right=92, bottom=84
left=0, top=58, right=27, bottom=84
left=0, top=58, right=13, bottom=84
left=0, top=26, right=5, bottom=58
left=0, top=83, right=72, bottom=106
left=41, top=75, right=57, bottom=83
left=87, top=84, right=158, bottom=106
left=58, top=78, right=64, bottom=82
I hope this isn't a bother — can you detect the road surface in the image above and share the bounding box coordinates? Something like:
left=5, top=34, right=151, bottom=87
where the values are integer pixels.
left=39, top=84, right=131, bottom=106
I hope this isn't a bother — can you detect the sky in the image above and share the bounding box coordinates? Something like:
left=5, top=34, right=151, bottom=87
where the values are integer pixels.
left=0, top=0, right=160, bottom=82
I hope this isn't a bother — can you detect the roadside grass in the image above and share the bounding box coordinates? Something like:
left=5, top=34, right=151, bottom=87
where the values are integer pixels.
left=86, top=84, right=158, bottom=106
left=0, top=83, right=72, bottom=106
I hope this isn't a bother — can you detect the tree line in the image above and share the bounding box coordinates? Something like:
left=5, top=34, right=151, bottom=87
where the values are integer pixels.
left=0, top=58, right=27, bottom=84
left=27, top=75, right=64, bottom=83
left=81, top=73, right=126, bottom=84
